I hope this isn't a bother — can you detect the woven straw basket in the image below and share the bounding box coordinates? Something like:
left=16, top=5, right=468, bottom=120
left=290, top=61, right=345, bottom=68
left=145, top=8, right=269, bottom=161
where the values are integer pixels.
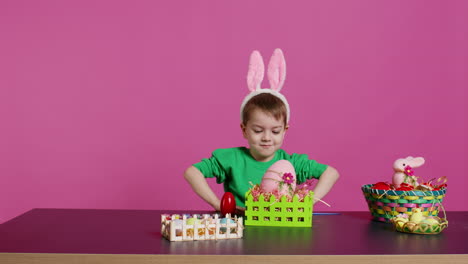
left=391, top=215, right=448, bottom=235
left=361, top=184, right=447, bottom=222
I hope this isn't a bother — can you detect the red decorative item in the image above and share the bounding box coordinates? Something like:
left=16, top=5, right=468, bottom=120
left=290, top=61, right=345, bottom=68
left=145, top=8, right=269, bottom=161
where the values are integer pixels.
left=371, top=182, right=392, bottom=190
left=433, top=184, right=447, bottom=191
left=433, top=176, right=448, bottom=191
left=396, top=183, right=414, bottom=191
left=220, top=192, right=236, bottom=216
left=420, top=182, right=433, bottom=188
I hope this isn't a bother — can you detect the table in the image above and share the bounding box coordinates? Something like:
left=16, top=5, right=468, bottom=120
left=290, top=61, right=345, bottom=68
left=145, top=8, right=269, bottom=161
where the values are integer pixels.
left=0, top=209, right=467, bottom=263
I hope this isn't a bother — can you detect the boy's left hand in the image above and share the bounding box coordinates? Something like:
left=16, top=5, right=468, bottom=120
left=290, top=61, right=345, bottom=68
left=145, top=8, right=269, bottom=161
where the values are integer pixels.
left=235, top=206, right=245, bottom=216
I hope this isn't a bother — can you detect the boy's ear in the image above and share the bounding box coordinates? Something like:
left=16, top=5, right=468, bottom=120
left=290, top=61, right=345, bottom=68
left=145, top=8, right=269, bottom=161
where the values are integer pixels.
left=285, top=124, right=289, bottom=131
left=240, top=123, right=247, bottom=138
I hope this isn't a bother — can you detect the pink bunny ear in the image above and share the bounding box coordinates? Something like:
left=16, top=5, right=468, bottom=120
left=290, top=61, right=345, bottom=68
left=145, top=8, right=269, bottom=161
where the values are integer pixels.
left=409, top=157, right=425, bottom=168
left=247, top=50, right=264, bottom=92
left=267, top=48, right=286, bottom=91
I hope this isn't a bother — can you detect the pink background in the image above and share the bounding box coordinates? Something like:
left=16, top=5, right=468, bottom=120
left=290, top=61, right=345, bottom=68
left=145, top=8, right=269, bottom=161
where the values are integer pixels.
left=1, top=0, right=467, bottom=223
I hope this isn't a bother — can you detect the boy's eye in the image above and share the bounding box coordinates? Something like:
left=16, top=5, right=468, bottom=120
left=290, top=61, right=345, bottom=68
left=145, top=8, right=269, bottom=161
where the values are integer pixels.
left=253, top=130, right=262, bottom=133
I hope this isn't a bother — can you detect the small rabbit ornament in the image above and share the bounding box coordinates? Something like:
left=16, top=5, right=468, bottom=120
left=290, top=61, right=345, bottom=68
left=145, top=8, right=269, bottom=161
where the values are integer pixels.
left=392, top=156, right=425, bottom=188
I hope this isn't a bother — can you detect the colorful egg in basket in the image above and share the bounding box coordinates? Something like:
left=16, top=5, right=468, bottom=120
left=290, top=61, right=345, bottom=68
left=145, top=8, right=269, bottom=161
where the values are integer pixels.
left=260, top=160, right=297, bottom=196
left=361, top=184, right=447, bottom=223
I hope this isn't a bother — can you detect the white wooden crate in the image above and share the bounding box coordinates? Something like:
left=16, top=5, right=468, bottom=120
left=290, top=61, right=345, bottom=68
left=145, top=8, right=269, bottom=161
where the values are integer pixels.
left=161, top=213, right=243, bottom=241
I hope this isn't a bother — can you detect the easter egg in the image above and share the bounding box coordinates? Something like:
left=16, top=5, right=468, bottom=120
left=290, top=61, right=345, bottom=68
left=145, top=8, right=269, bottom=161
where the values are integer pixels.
left=186, top=218, right=201, bottom=226
left=422, top=218, right=439, bottom=225
left=220, top=218, right=235, bottom=225
left=220, top=192, right=236, bottom=216
left=260, top=160, right=296, bottom=196
left=220, top=218, right=235, bottom=233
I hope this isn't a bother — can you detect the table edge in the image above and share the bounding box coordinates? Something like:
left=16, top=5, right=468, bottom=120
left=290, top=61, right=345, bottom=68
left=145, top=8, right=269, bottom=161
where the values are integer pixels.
left=1, top=253, right=467, bottom=264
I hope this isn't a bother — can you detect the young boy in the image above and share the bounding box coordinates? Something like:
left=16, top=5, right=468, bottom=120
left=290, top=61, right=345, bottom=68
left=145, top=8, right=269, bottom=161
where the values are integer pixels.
left=184, top=49, right=339, bottom=212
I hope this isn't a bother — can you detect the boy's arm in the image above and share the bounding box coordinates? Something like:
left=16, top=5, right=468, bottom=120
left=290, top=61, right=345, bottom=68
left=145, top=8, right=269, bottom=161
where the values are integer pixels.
left=313, top=166, right=340, bottom=201
left=184, top=166, right=221, bottom=211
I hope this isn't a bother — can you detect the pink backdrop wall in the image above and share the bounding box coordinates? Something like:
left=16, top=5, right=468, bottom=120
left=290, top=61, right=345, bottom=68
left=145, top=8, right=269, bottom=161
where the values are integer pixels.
left=1, top=0, right=467, bottom=223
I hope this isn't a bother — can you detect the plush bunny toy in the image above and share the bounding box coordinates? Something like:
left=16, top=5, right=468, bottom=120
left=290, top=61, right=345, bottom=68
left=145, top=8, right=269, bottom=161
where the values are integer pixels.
left=392, top=156, right=425, bottom=188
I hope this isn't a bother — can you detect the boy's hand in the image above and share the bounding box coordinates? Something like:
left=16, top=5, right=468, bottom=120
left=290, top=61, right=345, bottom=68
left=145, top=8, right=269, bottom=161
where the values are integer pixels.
left=184, top=166, right=222, bottom=212
left=313, top=166, right=339, bottom=203
left=235, top=206, right=245, bottom=216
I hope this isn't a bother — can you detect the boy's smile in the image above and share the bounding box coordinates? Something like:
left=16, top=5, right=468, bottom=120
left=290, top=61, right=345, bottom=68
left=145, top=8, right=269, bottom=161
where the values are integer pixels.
left=241, top=108, right=288, bottom=162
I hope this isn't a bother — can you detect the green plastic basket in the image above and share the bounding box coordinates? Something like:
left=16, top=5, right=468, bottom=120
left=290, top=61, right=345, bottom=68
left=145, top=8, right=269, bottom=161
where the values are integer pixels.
left=244, top=190, right=314, bottom=227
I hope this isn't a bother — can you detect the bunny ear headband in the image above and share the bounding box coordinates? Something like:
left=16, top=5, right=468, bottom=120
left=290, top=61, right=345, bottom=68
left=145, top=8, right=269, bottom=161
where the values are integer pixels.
left=240, top=48, right=290, bottom=123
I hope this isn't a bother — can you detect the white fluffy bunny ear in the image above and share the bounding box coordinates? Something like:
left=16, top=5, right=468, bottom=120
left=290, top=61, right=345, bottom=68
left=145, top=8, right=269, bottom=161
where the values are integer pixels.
left=409, top=157, right=425, bottom=168
left=247, top=50, right=265, bottom=92
left=267, top=48, right=286, bottom=92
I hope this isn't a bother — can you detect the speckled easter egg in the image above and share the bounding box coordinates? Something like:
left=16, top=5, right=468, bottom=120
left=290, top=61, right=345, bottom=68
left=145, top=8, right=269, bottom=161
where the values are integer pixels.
left=260, top=160, right=296, bottom=195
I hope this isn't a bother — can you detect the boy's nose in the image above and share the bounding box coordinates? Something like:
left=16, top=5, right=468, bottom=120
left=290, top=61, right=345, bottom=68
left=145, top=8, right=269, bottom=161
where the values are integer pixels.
left=261, top=132, right=271, bottom=141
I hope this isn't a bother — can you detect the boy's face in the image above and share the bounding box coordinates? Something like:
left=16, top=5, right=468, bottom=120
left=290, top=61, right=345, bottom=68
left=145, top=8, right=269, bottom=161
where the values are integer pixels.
left=241, top=108, right=288, bottom=162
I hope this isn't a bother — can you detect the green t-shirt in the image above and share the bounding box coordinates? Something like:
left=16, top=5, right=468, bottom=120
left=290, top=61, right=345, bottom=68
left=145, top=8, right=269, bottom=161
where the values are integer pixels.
left=193, top=147, right=328, bottom=207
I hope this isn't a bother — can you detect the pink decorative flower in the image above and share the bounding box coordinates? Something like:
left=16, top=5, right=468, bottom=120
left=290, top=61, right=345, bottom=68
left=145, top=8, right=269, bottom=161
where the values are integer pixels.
left=404, top=165, right=414, bottom=176
left=282, top=172, right=294, bottom=184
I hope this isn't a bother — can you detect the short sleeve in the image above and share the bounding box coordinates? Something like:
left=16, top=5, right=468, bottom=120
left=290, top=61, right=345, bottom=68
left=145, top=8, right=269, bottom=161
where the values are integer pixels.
left=192, top=149, right=231, bottom=184
left=290, top=153, right=328, bottom=183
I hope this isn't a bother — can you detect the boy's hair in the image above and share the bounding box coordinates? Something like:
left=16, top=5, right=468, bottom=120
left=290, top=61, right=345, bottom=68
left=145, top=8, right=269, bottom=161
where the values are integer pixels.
left=241, top=93, right=288, bottom=127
